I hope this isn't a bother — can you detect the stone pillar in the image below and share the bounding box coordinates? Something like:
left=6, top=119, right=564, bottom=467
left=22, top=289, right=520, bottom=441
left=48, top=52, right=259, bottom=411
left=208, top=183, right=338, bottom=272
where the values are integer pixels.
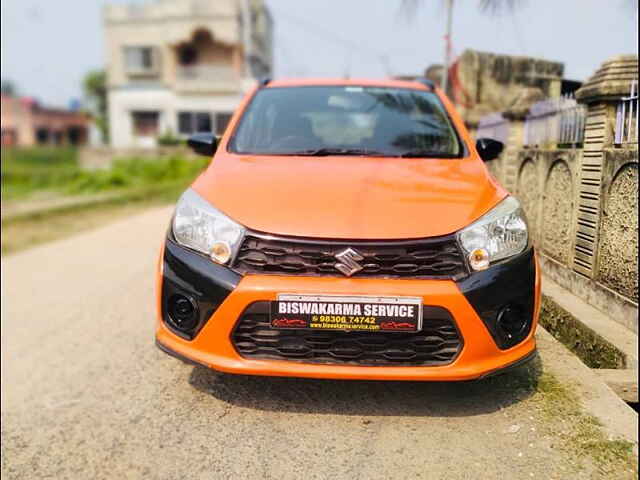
left=501, top=87, right=546, bottom=193
left=572, top=55, right=638, bottom=279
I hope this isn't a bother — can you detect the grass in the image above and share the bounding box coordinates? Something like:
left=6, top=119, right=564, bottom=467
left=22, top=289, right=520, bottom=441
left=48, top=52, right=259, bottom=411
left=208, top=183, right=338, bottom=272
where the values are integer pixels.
left=2, top=200, right=163, bottom=254
left=509, top=363, right=638, bottom=478
left=463, top=350, right=638, bottom=476
left=1, top=147, right=208, bottom=254
left=539, top=295, right=626, bottom=369
left=64, top=155, right=208, bottom=195
left=1, top=147, right=208, bottom=200
left=1, top=147, right=79, bottom=199
left=1, top=181, right=188, bottom=254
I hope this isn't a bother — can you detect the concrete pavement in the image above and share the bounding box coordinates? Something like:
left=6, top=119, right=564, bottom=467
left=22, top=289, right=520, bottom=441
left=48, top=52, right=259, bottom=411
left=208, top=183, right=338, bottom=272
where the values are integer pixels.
left=1, top=206, right=635, bottom=479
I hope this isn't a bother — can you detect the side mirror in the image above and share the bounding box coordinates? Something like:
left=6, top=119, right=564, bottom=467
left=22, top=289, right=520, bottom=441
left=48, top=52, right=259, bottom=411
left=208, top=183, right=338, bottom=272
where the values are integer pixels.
left=476, top=138, right=504, bottom=162
left=187, top=133, right=218, bottom=157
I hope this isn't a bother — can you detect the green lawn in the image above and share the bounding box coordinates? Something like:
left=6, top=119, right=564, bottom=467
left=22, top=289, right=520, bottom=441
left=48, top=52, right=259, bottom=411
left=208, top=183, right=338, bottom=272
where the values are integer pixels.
left=1, top=147, right=208, bottom=253
left=1, top=147, right=208, bottom=201
left=1, top=147, right=79, bottom=199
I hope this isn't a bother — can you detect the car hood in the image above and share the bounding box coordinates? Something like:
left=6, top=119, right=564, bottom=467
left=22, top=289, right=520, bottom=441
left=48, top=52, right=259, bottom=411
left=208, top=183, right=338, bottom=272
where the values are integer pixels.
left=192, top=153, right=506, bottom=239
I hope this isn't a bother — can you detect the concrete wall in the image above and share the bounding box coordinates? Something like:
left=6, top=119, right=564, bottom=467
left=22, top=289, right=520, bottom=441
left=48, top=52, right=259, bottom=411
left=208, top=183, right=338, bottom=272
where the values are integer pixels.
left=481, top=55, right=638, bottom=332
left=107, top=88, right=242, bottom=148
left=451, top=49, right=564, bottom=128
left=104, top=0, right=272, bottom=149
left=105, top=0, right=240, bottom=88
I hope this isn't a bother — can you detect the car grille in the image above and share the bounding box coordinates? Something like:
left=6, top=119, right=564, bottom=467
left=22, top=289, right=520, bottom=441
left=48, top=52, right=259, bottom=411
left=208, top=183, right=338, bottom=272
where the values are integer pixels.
left=233, top=233, right=467, bottom=279
left=231, top=302, right=463, bottom=367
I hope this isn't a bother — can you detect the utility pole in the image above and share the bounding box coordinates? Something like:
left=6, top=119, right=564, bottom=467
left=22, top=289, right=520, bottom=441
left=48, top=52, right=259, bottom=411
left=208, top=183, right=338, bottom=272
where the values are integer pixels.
left=241, top=0, right=252, bottom=77
left=442, top=0, right=454, bottom=92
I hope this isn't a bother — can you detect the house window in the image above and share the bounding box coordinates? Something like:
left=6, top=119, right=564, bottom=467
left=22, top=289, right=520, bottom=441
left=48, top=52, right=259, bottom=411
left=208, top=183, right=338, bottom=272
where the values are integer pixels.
left=132, top=111, right=159, bottom=136
left=196, top=113, right=212, bottom=132
left=177, top=45, right=198, bottom=66
left=215, top=112, right=233, bottom=135
left=35, top=128, right=50, bottom=144
left=177, top=112, right=212, bottom=135
left=178, top=113, right=192, bottom=134
left=124, top=46, right=158, bottom=75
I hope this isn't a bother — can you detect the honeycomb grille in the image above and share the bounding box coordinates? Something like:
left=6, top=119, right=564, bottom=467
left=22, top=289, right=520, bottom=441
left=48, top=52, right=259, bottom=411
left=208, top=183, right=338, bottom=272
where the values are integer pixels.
left=231, top=302, right=463, bottom=367
left=233, top=233, right=467, bottom=279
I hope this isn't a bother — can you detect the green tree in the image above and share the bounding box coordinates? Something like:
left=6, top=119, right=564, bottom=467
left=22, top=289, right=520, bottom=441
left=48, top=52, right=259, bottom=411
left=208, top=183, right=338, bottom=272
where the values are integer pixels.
left=83, top=70, right=108, bottom=143
left=1, top=79, right=17, bottom=96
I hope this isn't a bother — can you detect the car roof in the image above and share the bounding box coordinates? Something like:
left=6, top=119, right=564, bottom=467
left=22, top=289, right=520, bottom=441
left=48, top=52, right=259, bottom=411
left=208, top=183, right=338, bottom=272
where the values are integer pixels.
left=265, top=78, right=432, bottom=91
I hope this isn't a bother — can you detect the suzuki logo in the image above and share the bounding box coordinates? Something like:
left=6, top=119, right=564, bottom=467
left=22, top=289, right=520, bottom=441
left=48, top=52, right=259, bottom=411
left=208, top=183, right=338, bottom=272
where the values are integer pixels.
left=334, top=248, right=364, bottom=277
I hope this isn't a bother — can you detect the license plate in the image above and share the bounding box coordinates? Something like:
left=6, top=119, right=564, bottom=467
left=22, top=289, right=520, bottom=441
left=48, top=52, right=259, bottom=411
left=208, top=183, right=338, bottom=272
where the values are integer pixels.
left=270, top=294, right=423, bottom=332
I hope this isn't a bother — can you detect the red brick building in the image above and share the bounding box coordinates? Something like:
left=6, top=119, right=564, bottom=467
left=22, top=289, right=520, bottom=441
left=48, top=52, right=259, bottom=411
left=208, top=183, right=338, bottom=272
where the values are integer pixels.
left=1, top=94, right=91, bottom=147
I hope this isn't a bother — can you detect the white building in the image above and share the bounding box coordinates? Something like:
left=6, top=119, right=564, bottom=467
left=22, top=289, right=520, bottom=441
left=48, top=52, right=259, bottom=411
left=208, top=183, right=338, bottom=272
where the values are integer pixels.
left=104, top=0, right=273, bottom=148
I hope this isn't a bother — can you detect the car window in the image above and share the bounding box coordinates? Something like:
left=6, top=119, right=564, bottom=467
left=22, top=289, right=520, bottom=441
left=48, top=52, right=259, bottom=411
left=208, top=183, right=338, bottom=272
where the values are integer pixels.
left=229, top=86, right=462, bottom=157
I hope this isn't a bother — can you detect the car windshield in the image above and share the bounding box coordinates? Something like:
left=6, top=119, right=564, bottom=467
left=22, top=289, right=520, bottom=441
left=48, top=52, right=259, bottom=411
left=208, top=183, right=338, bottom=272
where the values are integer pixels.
left=229, top=86, right=462, bottom=157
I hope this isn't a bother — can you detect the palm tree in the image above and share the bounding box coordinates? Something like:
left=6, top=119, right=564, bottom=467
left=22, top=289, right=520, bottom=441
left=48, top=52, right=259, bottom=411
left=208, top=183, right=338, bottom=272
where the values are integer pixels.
left=400, top=0, right=524, bottom=91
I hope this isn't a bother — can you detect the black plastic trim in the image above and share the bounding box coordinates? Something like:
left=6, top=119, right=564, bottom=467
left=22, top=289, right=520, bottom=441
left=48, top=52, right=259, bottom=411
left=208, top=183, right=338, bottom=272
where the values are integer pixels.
left=231, top=229, right=470, bottom=280
left=230, top=301, right=465, bottom=367
left=416, top=77, right=435, bottom=90
left=155, top=339, right=209, bottom=368
left=457, top=247, right=536, bottom=350
left=162, top=238, right=241, bottom=340
left=187, top=132, right=217, bottom=157
left=238, top=228, right=463, bottom=246
left=476, top=349, right=538, bottom=380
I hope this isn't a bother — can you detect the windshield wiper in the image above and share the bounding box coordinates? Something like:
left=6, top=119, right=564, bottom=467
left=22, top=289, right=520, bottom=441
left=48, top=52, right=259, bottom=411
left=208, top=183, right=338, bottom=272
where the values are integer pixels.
left=398, top=150, right=459, bottom=158
left=290, top=148, right=389, bottom=157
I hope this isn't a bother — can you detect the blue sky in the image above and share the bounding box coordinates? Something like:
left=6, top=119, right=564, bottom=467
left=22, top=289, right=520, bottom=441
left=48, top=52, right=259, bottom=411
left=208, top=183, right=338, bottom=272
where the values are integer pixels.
left=1, top=0, right=637, bottom=107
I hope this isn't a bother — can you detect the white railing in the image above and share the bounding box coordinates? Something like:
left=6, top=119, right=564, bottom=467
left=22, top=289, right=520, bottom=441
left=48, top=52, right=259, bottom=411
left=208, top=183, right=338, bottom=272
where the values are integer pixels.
left=524, top=94, right=586, bottom=147
left=614, top=80, right=638, bottom=145
left=476, top=112, right=510, bottom=144
left=558, top=95, right=586, bottom=145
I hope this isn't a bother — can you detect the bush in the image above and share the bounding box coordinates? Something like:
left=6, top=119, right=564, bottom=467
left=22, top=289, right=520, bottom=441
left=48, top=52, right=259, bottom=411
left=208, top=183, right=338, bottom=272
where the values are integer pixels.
left=64, top=155, right=208, bottom=194
left=1, top=148, right=208, bottom=199
left=1, top=147, right=80, bottom=199
left=1, top=147, right=77, bottom=167
left=157, top=130, right=183, bottom=146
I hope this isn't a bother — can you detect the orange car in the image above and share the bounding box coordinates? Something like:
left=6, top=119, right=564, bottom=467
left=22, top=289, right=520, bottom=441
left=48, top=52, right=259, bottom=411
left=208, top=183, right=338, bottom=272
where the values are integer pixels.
left=156, top=78, right=540, bottom=381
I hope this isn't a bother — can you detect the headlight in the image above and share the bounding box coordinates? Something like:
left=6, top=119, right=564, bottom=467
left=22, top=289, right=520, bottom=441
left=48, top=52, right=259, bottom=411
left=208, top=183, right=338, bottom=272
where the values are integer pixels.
left=457, top=196, right=528, bottom=271
left=172, top=189, right=245, bottom=264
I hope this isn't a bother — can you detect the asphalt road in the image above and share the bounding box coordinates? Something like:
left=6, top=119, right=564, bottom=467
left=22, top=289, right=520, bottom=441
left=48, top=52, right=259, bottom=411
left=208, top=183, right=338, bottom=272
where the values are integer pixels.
left=0, top=207, right=605, bottom=479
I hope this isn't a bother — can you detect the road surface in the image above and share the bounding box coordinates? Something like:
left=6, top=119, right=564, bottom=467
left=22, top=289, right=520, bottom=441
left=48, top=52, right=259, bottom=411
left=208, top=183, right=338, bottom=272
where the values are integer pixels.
left=0, top=206, right=617, bottom=479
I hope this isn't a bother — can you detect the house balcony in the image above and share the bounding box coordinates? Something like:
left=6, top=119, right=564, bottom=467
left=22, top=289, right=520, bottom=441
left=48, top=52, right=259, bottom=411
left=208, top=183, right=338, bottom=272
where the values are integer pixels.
left=174, top=64, right=241, bottom=94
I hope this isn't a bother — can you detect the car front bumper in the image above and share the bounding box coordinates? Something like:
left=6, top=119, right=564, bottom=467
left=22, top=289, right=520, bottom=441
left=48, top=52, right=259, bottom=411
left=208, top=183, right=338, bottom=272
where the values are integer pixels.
left=155, top=239, right=541, bottom=381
